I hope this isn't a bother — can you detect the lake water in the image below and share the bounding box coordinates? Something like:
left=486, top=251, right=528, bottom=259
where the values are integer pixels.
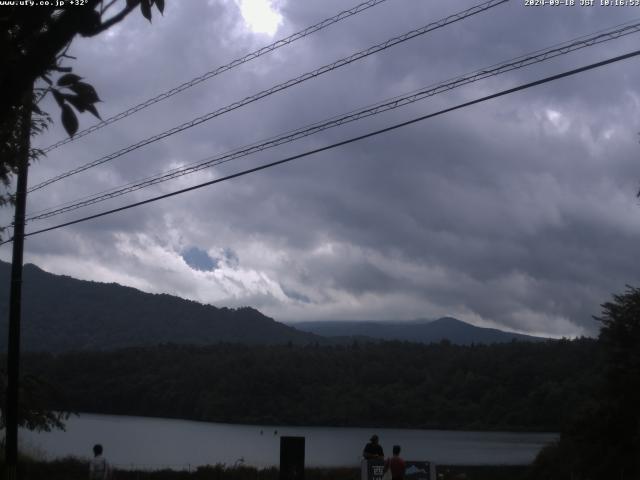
left=20, top=414, right=557, bottom=469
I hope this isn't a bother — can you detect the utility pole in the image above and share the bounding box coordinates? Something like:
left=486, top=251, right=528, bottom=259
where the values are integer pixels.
left=5, top=85, right=33, bottom=480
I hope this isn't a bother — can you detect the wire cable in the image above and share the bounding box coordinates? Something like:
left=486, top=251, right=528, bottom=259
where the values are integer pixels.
left=41, top=0, right=392, bottom=153
left=23, top=19, right=640, bottom=223
left=29, top=16, right=640, bottom=217
left=1, top=48, right=636, bottom=245
left=28, top=0, right=509, bottom=193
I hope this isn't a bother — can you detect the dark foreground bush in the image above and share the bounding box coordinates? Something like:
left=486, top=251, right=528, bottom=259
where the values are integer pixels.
left=7, top=456, right=88, bottom=480
left=1, top=458, right=536, bottom=480
left=438, top=465, right=530, bottom=480
left=0, top=459, right=359, bottom=480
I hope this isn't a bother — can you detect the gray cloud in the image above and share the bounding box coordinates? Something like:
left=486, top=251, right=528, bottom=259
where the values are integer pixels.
left=2, top=0, right=640, bottom=337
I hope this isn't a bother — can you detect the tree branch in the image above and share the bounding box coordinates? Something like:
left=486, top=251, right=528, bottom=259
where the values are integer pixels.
left=0, top=0, right=145, bottom=123
left=101, top=0, right=120, bottom=15
left=55, top=40, right=74, bottom=61
left=85, top=0, right=140, bottom=37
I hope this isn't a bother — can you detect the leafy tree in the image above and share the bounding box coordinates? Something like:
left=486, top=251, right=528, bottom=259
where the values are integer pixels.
left=593, top=286, right=640, bottom=476
left=0, top=0, right=165, bottom=209
left=532, top=286, right=640, bottom=479
left=0, top=369, right=69, bottom=433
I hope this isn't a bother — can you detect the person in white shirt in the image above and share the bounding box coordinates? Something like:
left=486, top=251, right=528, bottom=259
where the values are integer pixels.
left=89, top=444, right=110, bottom=480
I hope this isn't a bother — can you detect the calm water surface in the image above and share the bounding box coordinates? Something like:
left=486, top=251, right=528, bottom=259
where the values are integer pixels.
left=20, top=414, right=557, bottom=469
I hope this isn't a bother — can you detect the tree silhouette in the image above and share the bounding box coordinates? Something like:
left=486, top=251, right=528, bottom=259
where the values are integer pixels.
left=533, top=286, right=640, bottom=479
left=0, top=0, right=165, bottom=208
left=594, top=286, right=640, bottom=477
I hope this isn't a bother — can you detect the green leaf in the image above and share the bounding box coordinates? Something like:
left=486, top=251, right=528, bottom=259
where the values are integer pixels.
left=85, top=103, right=101, bottom=120
left=140, top=0, right=152, bottom=21
left=64, top=94, right=101, bottom=120
left=77, top=9, right=102, bottom=36
left=68, top=82, right=100, bottom=104
left=61, top=104, right=78, bottom=137
left=155, top=0, right=164, bottom=14
left=57, top=73, right=82, bottom=87
left=63, top=94, right=87, bottom=113
left=52, top=89, right=65, bottom=107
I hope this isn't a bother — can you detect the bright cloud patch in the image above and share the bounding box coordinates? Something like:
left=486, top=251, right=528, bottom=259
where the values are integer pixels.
left=545, top=108, right=570, bottom=134
left=235, top=0, right=282, bottom=36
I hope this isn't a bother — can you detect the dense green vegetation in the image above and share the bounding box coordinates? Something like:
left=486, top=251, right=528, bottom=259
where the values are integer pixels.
left=14, top=338, right=598, bottom=432
left=532, top=286, right=640, bottom=479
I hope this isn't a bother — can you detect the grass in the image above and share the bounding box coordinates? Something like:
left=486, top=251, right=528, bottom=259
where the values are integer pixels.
left=0, top=457, right=534, bottom=480
left=437, top=465, right=531, bottom=480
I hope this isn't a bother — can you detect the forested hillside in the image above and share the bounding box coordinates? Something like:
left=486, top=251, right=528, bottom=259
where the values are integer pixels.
left=18, top=338, right=599, bottom=431
left=0, top=261, right=319, bottom=351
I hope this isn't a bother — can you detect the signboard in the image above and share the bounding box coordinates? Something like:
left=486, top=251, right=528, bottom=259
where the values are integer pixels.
left=361, top=459, right=385, bottom=480
left=404, top=461, right=435, bottom=480
left=364, top=459, right=385, bottom=480
left=361, top=459, right=436, bottom=480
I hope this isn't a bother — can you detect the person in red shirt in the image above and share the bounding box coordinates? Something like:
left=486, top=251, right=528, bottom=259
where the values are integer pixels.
left=384, top=445, right=406, bottom=480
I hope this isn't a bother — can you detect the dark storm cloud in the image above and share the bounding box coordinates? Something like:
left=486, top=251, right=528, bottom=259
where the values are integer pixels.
left=2, top=0, right=639, bottom=336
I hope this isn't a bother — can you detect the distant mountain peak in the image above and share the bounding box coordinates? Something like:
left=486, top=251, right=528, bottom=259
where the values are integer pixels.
left=290, top=317, right=548, bottom=345
left=431, top=316, right=465, bottom=324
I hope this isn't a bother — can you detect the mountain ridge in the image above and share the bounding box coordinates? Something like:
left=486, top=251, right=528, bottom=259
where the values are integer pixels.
left=0, top=260, right=320, bottom=352
left=0, top=260, right=548, bottom=352
left=289, top=316, right=549, bottom=344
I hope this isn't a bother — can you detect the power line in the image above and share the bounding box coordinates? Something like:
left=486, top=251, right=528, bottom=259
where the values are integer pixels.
left=27, top=17, right=640, bottom=219
left=28, top=0, right=509, bottom=193
left=2, top=48, right=637, bottom=246
left=40, top=0, right=392, bottom=154
left=23, top=19, right=640, bottom=223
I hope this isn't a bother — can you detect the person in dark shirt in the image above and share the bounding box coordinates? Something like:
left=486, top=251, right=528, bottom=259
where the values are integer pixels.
left=363, top=434, right=384, bottom=459
left=384, top=445, right=406, bottom=480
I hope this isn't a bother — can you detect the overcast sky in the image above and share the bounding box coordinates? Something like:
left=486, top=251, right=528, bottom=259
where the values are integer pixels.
left=2, top=0, right=640, bottom=337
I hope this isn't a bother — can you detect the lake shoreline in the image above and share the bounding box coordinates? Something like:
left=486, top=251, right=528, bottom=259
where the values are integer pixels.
left=21, top=413, right=557, bottom=468
left=64, top=410, right=560, bottom=435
